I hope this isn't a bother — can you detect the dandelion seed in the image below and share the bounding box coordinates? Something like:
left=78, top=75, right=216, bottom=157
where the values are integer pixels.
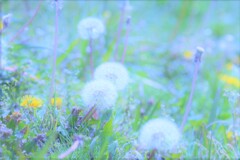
left=20, top=95, right=43, bottom=109
left=138, top=118, right=181, bottom=154
left=78, top=17, right=105, bottom=40
left=51, top=97, right=63, bottom=109
left=81, top=80, right=118, bottom=111
left=94, top=62, right=129, bottom=90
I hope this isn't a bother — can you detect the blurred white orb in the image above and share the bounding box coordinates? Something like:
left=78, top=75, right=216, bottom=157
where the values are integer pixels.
left=78, top=17, right=105, bottom=40
left=138, top=118, right=181, bottom=153
left=81, top=80, right=117, bottom=111
left=94, top=62, right=129, bottom=90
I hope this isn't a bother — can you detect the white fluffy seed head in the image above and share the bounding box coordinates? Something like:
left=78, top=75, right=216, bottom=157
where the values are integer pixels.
left=94, top=62, right=129, bottom=90
left=138, top=118, right=181, bottom=153
left=81, top=80, right=118, bottom=111
left=78, top=17, right=105, bottom=40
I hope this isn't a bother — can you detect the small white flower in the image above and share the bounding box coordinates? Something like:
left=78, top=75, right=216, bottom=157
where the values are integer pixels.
left=94, top=62, right=129, bottom=90
left=78, top=17, right=105, bottom=40
left=138, top=118, right=181, bottom=153
left=81, top=80, right=117, bottom=111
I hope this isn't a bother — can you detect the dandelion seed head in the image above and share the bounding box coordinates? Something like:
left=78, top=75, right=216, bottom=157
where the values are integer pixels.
left=196, top=46, right=205, bottom=53
left=78, top=17, right=105, bottom=40
left=81, top=80, right=117, bottom=111
left=94, top=62, right=129, bottom=90
left=138, top=118, right=181, bottom=153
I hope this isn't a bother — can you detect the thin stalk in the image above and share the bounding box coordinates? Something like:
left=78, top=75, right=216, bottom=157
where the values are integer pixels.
left=168, top=1, right=192, bottom=43
left=88, top=37, right=94, bottom=77
left=208, top=134, right=213, bottom=160
left=0, top=1, right=1, bottom=69
left=9, top=0, right=42, bottom=43
left=0, top=32, right=2, bottom=70
left=232, top=104, right=240, bottom=156
left=113, top=2, right=126, bottom=60
left=81, top=106, right=96, bottom=124
left=0, top=2, right=3, bottom=69
left=180, top=47, right=204, bottom=132
left=208, top=87, right=221, bottom=124
left=121, top=17, right=131, bottom=63
left=147, top=149, right=156, bottom=160
left=49, top=1, right=59, bottom=100
left=58, top=140, right=80, bottom=159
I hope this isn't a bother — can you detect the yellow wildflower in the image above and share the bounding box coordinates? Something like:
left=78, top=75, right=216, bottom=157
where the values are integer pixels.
left=226, top=131, right=239, bottom=141
left=183, top=51, right=193, bottom=60
left=0, top=21, right=3, bottom=31
left=220, top=74, right=240, bottom=88
left=103, top=11, right=111, bottom=19
left=225, top=62, right=233, bottom=70
left=20, top=95, right=43, bottom=109
left=51, top=97, right=63, bottom=109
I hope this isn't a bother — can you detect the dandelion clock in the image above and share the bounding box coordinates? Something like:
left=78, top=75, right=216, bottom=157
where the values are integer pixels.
left=81, top=80, right=118, bottom=111
left=94, top=62, right=129, bottom=90
left=138, top=118, right=181, bottom=154
left=78, top=17, right=105, bottom=40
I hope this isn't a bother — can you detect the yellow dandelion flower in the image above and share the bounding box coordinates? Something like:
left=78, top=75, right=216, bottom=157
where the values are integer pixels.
left=51, top=97, right=63, bottom=109
left=103, top=11, right=111, bottom=19
left=219, top=74, right=240, bottom=88
left=225, top=62, right=233, bottom=70
left=0, top=21, right=3, bottom=31
left=226, top=131, right=239, bottom=141
left=20, top=95, right=43, bottom=109
left=183, top=51, right=193, bottom=60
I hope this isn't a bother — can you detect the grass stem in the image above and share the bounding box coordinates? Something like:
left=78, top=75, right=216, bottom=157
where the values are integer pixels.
left=49, top=1, right=59, bottom=100
left=113, top=2, right=126, bottom=60
left=121, top=17, right=131, bottom=63
left=88, top=37, right=94, bottom=77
